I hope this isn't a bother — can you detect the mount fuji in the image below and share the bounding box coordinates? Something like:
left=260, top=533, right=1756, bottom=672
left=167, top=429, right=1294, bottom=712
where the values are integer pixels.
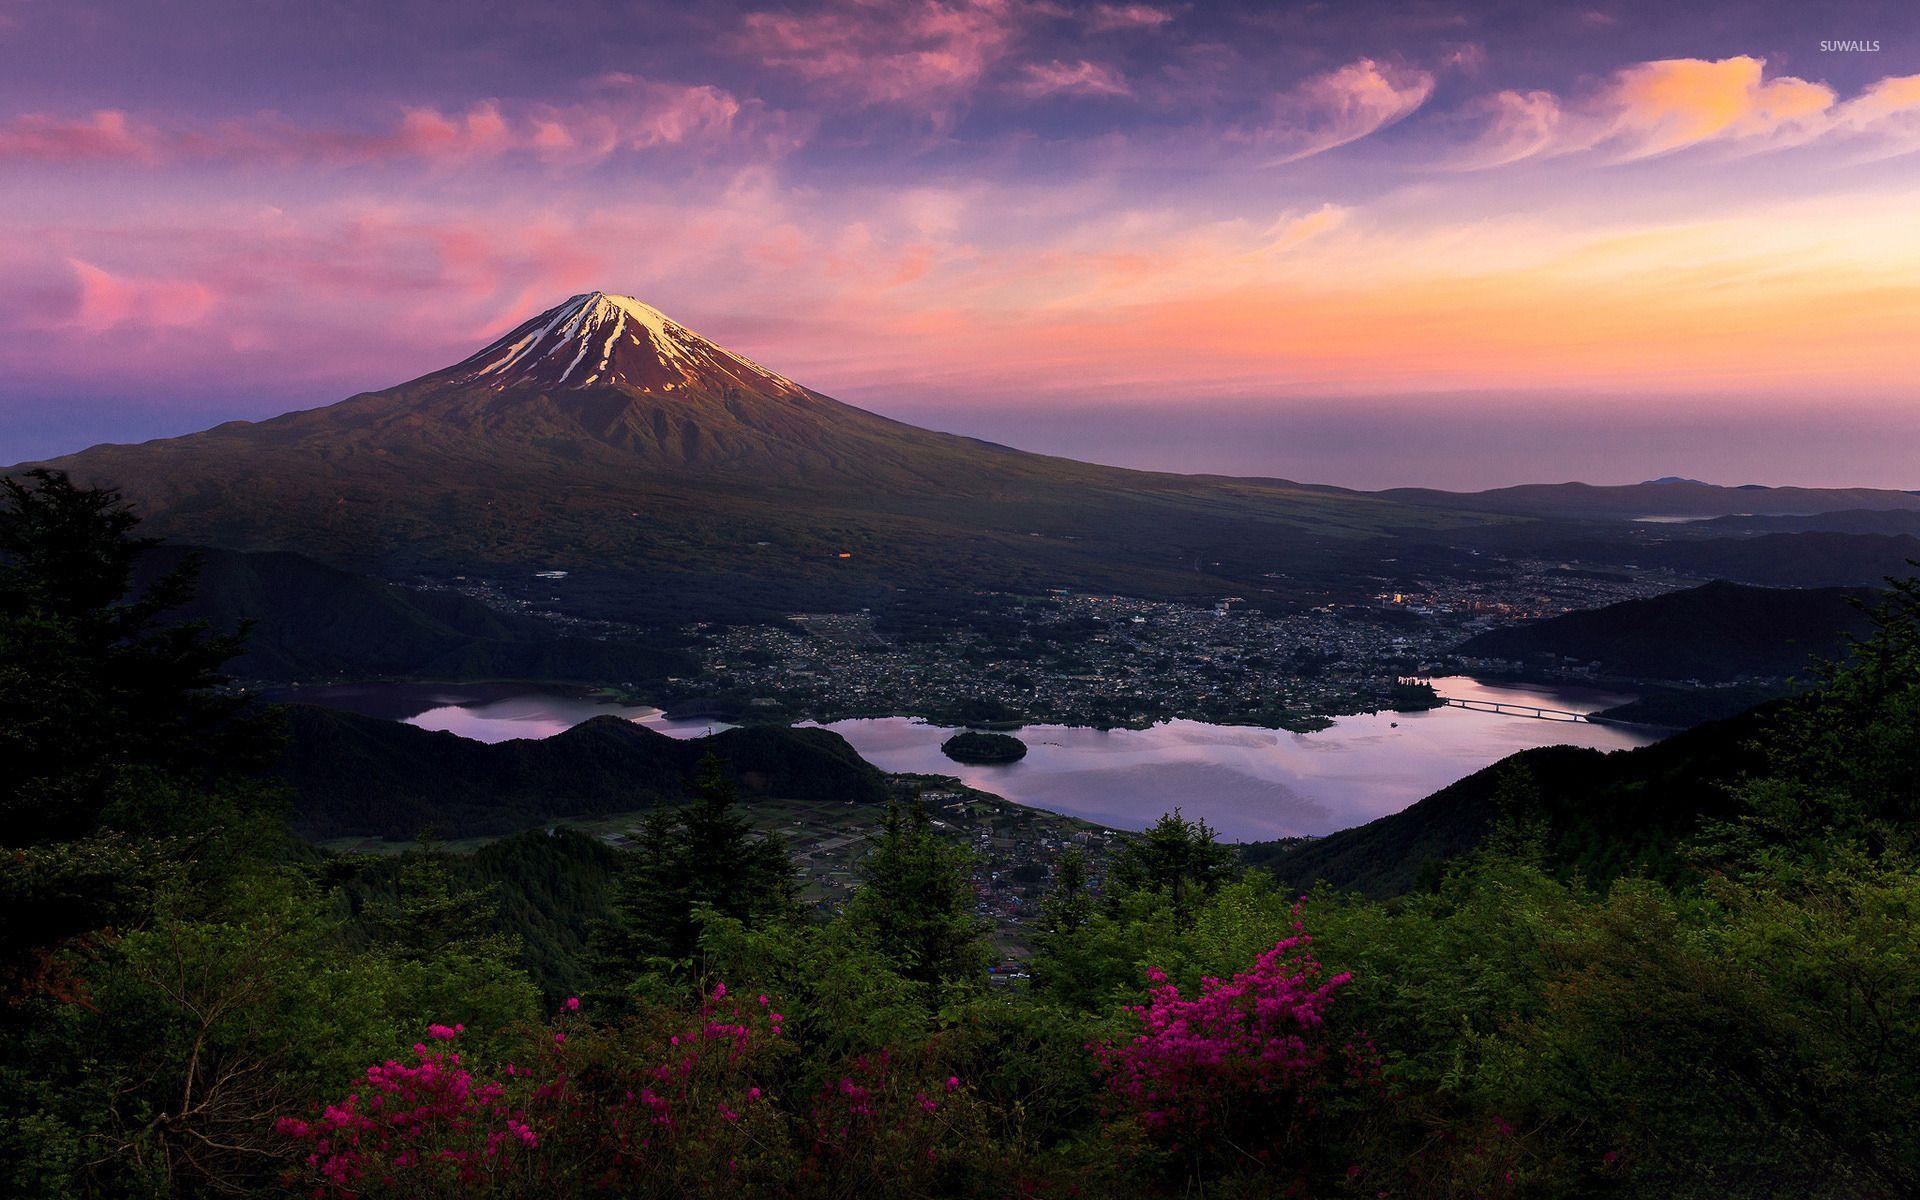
left=19, top=292, right=1470, bottom=619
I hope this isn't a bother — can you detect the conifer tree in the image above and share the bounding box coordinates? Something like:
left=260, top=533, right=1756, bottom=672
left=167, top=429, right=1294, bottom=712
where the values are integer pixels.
left=1107, top=808, right=1237, bottom=923
left=588, top=755, right=795, bottom=990
left=843, top=803, right=988, bottom=990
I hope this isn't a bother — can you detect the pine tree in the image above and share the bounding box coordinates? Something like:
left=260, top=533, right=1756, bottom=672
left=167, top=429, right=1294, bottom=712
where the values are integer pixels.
left=0, top=470, right=278, bottom=1002
left=1107, top=808, right=1237, bottom=924
left=587, top=755, right=796, bottom=992
left=1029, top=846, right=1098, bottom=1002
left=843, top=803, right=988, bottom=991
left=362, top=837, right=513, bottom=962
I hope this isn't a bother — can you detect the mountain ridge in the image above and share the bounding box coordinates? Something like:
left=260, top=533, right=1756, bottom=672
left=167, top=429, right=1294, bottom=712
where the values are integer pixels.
left=16, top=292, right=1480, bottom=620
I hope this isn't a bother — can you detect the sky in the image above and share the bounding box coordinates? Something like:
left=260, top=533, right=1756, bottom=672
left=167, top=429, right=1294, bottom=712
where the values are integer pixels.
left=2, top=0, right=1918, bottom=488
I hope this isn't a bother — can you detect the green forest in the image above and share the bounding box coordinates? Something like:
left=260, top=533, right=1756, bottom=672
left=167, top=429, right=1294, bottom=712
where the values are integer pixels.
left=4, top=468, right=1918, bottom=1199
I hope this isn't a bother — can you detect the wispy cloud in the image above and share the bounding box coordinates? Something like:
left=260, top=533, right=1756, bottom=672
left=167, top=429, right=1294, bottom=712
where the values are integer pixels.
left=736, top=0, right=1026, bottom=112
left=1010, top=59, right=1131, bottom=99
left=1260, top=59, right=1435, bottom=164
left=1082, top=3, right=1177, bottom=32
left=0, top=80, right=779, bottom=169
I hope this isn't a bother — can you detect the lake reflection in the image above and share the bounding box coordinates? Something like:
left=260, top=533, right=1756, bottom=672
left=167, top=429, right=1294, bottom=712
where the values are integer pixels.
left=267, top=681, right=730, bottom=742
left=806, top=677, right=1655, bottom=841
left=275, top=676, right=1659, bottom=842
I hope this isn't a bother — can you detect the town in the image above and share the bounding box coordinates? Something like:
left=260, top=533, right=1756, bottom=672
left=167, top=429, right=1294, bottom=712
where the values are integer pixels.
left=656, top=556, right=1687, bottom=731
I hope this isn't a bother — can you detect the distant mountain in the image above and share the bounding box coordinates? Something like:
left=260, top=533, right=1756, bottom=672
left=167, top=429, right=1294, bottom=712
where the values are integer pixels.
left=1245, top=704, right=1774, bottom=896
left=1373, top=479, right=1920, bottom=520
left=22, top=292, right=1471, bottom=621
left=138, top=544, right=689, bottom=684
left=1457, top=580, right=1877, bottom=682
left=276, top=704, right=890, bottom=840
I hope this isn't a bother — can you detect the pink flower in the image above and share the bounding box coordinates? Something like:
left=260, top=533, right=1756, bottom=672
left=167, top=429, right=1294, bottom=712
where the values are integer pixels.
left=945, top=1076, right=959, bottom=1092
left=1093, top=914, right=1357, bottom=1148
left=427, top=1024, right=461, bottom=1041
left=563, top=996, right=580, bottom=1012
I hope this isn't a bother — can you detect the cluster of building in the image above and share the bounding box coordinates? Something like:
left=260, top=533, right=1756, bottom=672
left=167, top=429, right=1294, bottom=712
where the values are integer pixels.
left=683, top=560, right=1681, bottom=731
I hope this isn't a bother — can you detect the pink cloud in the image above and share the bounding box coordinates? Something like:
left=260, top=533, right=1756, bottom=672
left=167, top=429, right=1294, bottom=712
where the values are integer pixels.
left=0, top=110, right=160, bottom=164
left=1831, top=73, right=1920, bottom=156
left=66, top=259, right=216, bottom=330
left=1451, top=89, right=1563, bottom=168
left=1262, top=59, right=1434, bottom=164
left=1083, top=3, right=1176, bottom=32
left=736, top=0, right=1024, bottom=109
left=0, top=81, right=769, bottom=169
left=1011, top=59, right=1130, bottom=99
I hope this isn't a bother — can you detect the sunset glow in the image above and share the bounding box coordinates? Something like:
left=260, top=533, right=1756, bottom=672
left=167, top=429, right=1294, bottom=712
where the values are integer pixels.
left=2, top=1, right=1916, bottom=484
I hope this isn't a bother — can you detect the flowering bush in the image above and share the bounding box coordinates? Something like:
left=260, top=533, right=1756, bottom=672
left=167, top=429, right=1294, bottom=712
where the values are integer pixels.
left=1092, top=905, right=1359, bottom=1161
left=798, top=1047, right=973, bottom=1195
left=275, top=1021, right=540, bottom=1196
left=557, top=981, right=796, bottom=1193
left=278, top=984, right=972, bottom=1198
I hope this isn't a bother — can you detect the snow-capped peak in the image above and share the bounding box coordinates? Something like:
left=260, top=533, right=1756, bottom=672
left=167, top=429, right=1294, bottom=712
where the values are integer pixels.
left=444, top=292, right=805, bottom=397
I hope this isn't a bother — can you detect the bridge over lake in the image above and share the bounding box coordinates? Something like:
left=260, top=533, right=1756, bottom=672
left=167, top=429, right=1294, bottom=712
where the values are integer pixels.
left=1433, top=694, right=1616, bottom=725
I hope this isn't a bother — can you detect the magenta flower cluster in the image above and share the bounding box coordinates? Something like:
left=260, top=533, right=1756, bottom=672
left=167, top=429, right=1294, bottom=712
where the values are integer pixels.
left=1093, top=906, right=1354, bottom=1146
left=274, top=1030, right=534, bottom=1193
left=277, top=986, right=966, bottom=1196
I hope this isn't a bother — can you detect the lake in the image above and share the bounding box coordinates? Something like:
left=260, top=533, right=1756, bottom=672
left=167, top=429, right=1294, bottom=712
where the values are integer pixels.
left=276, top=677, right=1660, bottom=841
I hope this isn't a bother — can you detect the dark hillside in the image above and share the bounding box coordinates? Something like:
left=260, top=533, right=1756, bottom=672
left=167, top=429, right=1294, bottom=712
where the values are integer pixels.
left=277, top=705, right=888, bottom=839
left=1459, top=580, right=1876, bottom=681
left=1244, top=704, right=1777, bottom=896
left=137, top=544, right=691, bottom=683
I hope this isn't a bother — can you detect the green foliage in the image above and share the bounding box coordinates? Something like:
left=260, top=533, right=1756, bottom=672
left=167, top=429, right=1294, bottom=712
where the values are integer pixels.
left=9, top=465, right=1920, bottom=1199
left=1729, top=573, right=1920, bottom=855
left=1106, top=808, right=1237, bottom=922
left=588, top=755, right=797, bottom=997
left=842, top=803, right=990, bottom=995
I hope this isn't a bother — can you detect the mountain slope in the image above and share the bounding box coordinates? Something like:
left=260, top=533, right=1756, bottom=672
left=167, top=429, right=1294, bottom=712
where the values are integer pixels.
left=1244, top=704, right=1775, bottom=896
left=138, top=544, right=689, bottom=683
left=1458, top=580, right=1877, bottom=682
left=20, top=292, right=1484, bottom=620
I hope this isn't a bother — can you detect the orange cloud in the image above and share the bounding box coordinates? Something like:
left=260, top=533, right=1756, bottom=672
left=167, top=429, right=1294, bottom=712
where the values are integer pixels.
left=1599, top=56, right=1832, bottom=159
left=1460, top=57, right=1920, bottom=166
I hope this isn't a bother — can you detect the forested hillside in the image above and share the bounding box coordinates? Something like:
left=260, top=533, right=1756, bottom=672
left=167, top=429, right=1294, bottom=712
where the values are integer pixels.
left=136, top=544, right=691, bottom=684
left=1459, top=579, right=1875, bottom=681
left=5, top=469, right=1919, bottom=1200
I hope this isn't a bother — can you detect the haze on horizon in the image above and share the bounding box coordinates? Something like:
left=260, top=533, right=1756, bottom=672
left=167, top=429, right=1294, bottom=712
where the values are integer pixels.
left=2, top=0, right=1918, bottom=489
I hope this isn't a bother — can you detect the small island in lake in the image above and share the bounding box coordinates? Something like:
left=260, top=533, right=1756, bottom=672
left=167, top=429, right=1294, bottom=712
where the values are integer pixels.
left=941, top=730, right=1029, bottom=764
left=1388, top=679, right=1445, bottom=712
